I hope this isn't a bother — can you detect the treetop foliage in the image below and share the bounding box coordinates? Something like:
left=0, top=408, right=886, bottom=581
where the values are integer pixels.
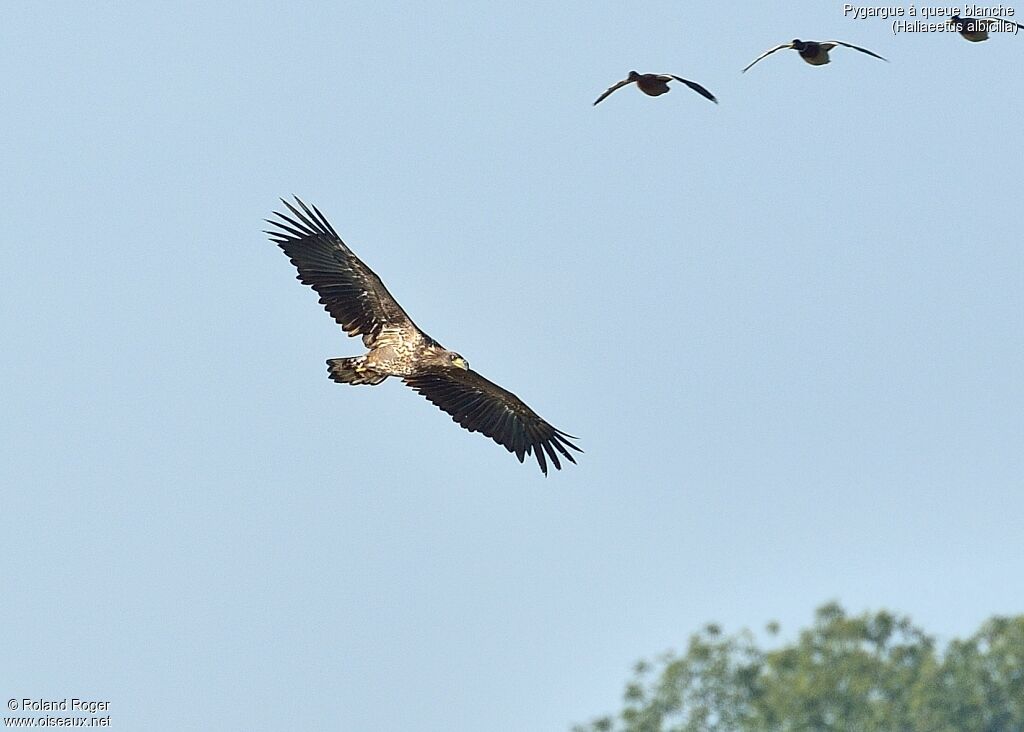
left=575, top=603, right=1024, bottom=732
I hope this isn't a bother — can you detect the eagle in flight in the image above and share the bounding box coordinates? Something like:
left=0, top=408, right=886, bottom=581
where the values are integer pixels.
left=267, top=197, right=581, bottom=475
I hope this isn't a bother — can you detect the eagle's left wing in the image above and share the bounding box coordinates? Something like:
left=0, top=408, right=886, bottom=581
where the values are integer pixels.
left=404, top=367, right=581, bottom=475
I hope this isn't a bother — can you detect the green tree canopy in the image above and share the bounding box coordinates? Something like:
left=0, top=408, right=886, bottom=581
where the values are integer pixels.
left=575, top=603, right=1024, bottom=732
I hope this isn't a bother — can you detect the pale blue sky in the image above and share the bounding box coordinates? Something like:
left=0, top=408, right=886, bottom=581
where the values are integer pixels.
left=2, top=2, right=1021, bottom=730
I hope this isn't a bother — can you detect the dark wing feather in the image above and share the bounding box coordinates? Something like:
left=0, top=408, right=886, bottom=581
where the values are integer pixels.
left=828, top=40, right=888, bottom=61
left=404, top=367, right=581, bottom=475
left=742, top=43, right=792, bottom=73
left=669, top=76, right=718, bottom=104
left=265, top=197, right=419, bottom=347
left=593, top=78, right=632, bottom=106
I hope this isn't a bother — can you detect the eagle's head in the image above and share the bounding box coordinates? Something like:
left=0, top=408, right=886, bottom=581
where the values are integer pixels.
left=448, top=352, right=470, bottom=370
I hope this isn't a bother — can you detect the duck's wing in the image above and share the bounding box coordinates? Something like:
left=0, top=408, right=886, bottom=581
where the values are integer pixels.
left=668, top=75, right=718, bottom=103
left=966, top=16, right=1024, bottom=30
left=825, top=40, right=888, bottom=61
left=593, top=77, right=633, bottom=106
left=741, top=43, right=793, bottom=73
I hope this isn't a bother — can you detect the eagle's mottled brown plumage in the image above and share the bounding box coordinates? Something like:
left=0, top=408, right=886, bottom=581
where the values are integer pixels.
left=266, top=197, right=581, bottom=475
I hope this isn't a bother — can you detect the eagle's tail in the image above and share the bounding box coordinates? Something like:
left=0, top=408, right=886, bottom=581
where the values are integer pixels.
left=326, top=357, right=388, bottom=386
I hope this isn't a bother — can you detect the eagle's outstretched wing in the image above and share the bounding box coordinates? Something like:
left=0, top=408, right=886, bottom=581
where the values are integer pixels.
left=266, top=197, right=419, bottom=347
left=669, top=75, right=719, bottom=103
left=593, top=77, right=633, bottom=106
left=404, top=367, right=582, bottom=475
left=742, top=43, right=793, bottom=73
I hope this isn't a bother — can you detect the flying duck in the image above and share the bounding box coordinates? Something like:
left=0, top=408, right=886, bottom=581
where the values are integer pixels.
left=742, top=39, right=887, bottom=73
left=946, top=14, right=1023, bottom=42
left=593, top=71, right=717, bottom=106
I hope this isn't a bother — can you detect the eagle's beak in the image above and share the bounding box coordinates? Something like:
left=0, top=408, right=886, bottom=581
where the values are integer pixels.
left=454, top=356, right=469, bottom=370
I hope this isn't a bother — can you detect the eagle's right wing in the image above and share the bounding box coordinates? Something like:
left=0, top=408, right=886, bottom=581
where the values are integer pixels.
left=266, top=197, right=420, bottom=347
